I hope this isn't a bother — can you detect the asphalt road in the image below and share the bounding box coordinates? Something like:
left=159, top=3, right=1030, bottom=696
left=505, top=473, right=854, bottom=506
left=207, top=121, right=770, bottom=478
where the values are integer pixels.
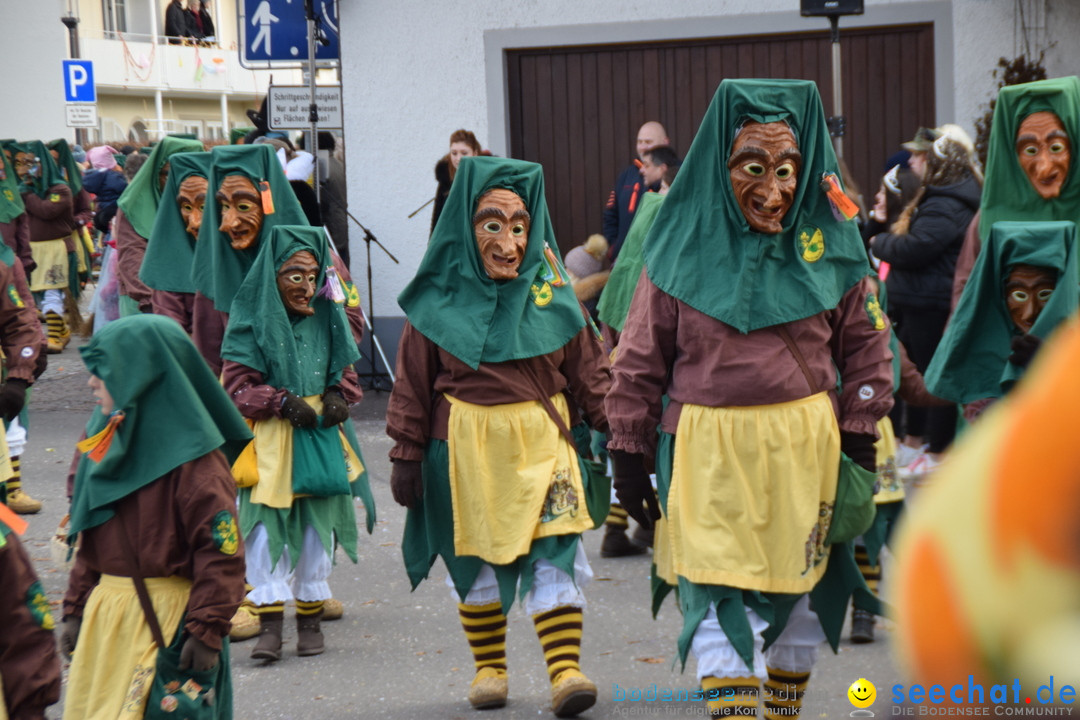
left=19, top=339, right=903, bottom=720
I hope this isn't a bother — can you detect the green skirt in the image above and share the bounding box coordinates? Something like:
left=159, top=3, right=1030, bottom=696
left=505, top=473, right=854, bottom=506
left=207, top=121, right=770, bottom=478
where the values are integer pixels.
left=239, top=489, right=359, bottom=570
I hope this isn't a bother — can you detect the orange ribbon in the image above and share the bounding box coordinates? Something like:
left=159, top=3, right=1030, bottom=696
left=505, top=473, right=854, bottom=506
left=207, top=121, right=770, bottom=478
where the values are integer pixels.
left=76, top=411, right=125, bottom=463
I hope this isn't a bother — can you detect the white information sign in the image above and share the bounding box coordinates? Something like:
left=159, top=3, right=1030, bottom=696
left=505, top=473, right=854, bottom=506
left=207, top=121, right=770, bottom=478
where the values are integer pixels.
left=65, top=103, right=98, bottom=128
left=267, top=85, right=343, bottom=130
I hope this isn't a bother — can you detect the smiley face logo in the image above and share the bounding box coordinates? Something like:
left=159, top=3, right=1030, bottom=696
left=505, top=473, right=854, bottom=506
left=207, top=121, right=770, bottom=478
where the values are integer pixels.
left=848, top=678, right=876, bottom=709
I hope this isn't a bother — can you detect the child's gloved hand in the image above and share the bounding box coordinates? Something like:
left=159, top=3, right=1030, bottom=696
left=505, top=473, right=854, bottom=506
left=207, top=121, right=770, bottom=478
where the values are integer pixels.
left=320, top=388, right=349, bottom=427
left=281, top=392, right=317, bottom=428
left=179, top=635, right=219, bottom=672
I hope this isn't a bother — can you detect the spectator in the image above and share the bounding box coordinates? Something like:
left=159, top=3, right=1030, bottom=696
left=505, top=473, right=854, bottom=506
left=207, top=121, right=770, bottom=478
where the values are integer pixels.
left=83, top=146, right=128, bottom=235
left=185, top=0, right=205, bottom=40
left=316, top=132, right=350, bottom=268
left=603, top=121, right=669, bottom=261
left=431, top=129, right=485, bottom=235
left=199, top=0, right=216, bottom=41
left=164, top=0, right=190, bottom=43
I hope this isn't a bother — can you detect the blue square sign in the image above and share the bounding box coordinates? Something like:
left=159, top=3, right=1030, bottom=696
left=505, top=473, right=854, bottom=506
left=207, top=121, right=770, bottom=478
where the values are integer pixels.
left=239, top=0, right=339, bottom=68
left=63, top=60, right=95, bottom=103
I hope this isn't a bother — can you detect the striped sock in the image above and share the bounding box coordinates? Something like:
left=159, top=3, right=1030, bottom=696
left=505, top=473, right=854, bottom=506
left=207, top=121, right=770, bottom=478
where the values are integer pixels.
left=256, top=602, right=285, bottom=616
left=854, top=545, right=881, bottom=595
left=296, top=600, right=324, bottom=616
left=605, top=504, right=630, bottom=529
left=7, top=456, right=20, bottom=493
left=703, top=676, right=760, bottom=717
left=459, top=602, right=507, bottom=675
left=44, top=312, right=63, bottom=342
left=532, top=605, right=583, bottom=684
left=763, top=667, right=810, bottom=720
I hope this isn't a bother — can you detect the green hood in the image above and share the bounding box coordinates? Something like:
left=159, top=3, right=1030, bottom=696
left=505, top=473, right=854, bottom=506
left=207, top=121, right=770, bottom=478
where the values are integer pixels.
left=9, top=141, right=67, bottom=199
left=925, top=221, right=1079, bottom=404
left=47, top=139, right=83, bottom=195
left=221, top=225, right=359, bottom=396
left=642, top=78, right=870, bottom=332
left=69, top=315, right=253, bottom=537
left=597, top=191, right=663, bottom=333
left=191, top=144, right=310, bottom=313
left=140, top=152, right=211, bottom=294
left=0, top=144, right=25, bottom=224
left=979, top=76, right=1080, bottom=239
left=116, top=136, right=203, bottom=239
left=397, top=156, right=585, bottom=369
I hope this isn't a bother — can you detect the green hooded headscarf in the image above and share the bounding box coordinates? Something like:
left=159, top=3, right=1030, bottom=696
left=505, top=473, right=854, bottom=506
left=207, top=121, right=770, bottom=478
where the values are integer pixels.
left=642, top=79, right=870, bottom=332
left=0, top=144, right=25, bottom=224
left=9, top=141, right=67, bottom=199
left=115, top=136, right=203, bottom=239
left=597, top=191, right=664, bottom=333
left=924, top=221, right=1079, bottom=404
left=979, top=76, right=1080, bottom=240
left=68, top=315, right=253, bottom=537
left=398, top=156, right=585, bottom=369
left=140, top=152, right=211, bottom=294
left=191, top=144, right=310, bottom=313
left=46, top=139, right=83, bottom=195
left=221, top=225, right=359, bottom=396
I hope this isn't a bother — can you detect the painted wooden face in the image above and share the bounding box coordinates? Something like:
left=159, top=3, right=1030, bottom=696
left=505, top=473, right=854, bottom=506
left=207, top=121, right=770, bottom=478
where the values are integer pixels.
left=728, top=121, right=801, bottom=234
left=216, top=175, right=264, bottom=250
left=177, top=175, right=208, bottom=239
left=473, top=188, right=530, bottom=280
left=1016, top=111, right=1070, bottom=200
left=276, top=250, right=319, bottom=317
left=1005, top=263, right=1056, bottom=333
left=13, top=152, right=38, bottom=183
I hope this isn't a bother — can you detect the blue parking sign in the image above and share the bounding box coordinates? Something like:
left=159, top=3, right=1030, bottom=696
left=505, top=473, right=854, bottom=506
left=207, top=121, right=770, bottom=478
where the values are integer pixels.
left=63, top=60, right=95, bottom=103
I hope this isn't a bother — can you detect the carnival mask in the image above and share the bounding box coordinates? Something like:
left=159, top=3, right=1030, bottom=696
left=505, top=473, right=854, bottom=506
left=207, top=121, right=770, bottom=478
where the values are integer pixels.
left=13, top=152, right=39, bottom=183
left=728, top=121, right=801, bottom=234
left=1016, top=112, right=1070, bottom=200
left=177, top=176, right=208, bottom=240
left=1005, top=263, right=1056, bottom=333
left=276, top=250, right=319, bottom=317
left=217, top=175, right=264, bottom=250
left=473, top=188, right=530, bottom=280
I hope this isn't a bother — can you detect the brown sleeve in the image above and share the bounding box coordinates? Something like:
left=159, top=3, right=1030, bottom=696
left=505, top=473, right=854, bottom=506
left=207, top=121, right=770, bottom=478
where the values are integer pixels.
left=560, top=317, right=611, bottom=434
left=72, top=188, right=94, bottom=229
left=221, top=361, right=288, bottom=421
left=22, top=185, right=72, bottom=222
left=0, top=259, right=44, bottom=384
left=0, top=534, right=62, bottom=720
left=332, top=251, right=365, bottom=346
left=13, top=214, right=33, bottom=275
left=112, top=211, right=154, bottom=310
left=191, top=292, right=225, bottom=378
left=951, top=211, right=981, bottom=312
left=62, top=539, right=101, bottom=619
left=386, top=322, right=440, bottom=462
left=151, top=290, right=193, bottom=334
left=897, top=341, right=953, bottom=407
left=177, top=454, right=246, bottom=650
left=336, top=365, right=363, bottom=405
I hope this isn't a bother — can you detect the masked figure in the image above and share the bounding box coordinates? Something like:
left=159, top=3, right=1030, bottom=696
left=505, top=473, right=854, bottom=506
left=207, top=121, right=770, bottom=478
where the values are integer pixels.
left=387, top=157, right=611, bottom=717
left=47, top=140, right=95, bottom=287
left=605, top=79, right=894, bottom=718
left=0, top=145, right=34, bottom=278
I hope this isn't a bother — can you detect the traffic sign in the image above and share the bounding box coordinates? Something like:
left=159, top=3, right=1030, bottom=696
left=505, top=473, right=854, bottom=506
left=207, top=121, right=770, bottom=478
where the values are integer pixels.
left=266, top=85, right=342, bottom=130
left=238, top=0, right=339, bottom=69
left=63, top=60, right=95, bottom=103
left=66, top=104, right=98, bottom=128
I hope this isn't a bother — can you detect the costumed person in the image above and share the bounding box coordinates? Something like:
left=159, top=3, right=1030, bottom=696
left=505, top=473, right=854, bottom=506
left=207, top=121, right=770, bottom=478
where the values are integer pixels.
left=114, top=136, right=203, bottom=316
left=387, top=156, right=611, bottom=717
left=141, top=151, right=228, bottom=376
left=61, top=315, right=251, bottom=720
left=431, top=129, right=484, bottom=235
left=220, top=225, right=375, bottom=661
left=952, top=75, right=1080, bottom=307
left=924, top=220, right=1078, bottom=423
left=605, top=79, right=893, bottom=718
left=83, top=145, right=128, bottom=237
left=891, top=312, right=1080, bottom=692
left=0, top=147, right=34, bottom=279
left=47, top=139, right=95, bottom=293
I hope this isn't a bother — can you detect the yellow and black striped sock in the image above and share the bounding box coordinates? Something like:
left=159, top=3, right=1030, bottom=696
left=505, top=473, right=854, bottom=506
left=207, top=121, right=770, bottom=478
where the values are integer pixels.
left=854, top=545, right=881, bottom=595
left=44, top=312, right=63, bottom=342
left=296, top=600, right=324, bottom=616
left=458, top=602, right=507, bottom=675
left=703, top=676, right=760, bottom=717
left=532, top=605, right=583, bottom=684
left=7, top=456, right=20, bottom=494
left=763, top=667, right=810, bottom=720
left=256, top=602, right=285, bottom=616
left=605, top=504, right=630, bottom=529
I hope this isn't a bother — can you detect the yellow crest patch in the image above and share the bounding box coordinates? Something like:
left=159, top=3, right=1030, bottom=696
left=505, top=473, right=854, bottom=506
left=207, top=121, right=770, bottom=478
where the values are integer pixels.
left=798, top=226, right=825, bottom=263
left=345, top=281, right=361, bottom=308
left=3, top=189, right=12, bottom=202
left=26, top=581, right=55, bottom=631
left=530, top=281, right=553, bottom=307
left=49, top=193, right=61, bottom=203
left=212, top=510, right=239, bottom=555
left=7, top=284, right=24, bottom=308
left=865, top=293, right=886, bottom=331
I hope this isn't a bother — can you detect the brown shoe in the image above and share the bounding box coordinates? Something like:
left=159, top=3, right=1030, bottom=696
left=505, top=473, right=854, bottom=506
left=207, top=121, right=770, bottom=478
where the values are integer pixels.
left=229, top=604, right=260, bottom=642
left=7, top=488, right=42, bottom=514
left=251, top=612, right=283, bottom=662
left=468, top=667, right=508, bottom=709
left=550, top=669, right=596, bottom=718
left=322, top=597, right=343, bottom=621
left=600, top=525, right=646, bottom=558
left=296, top=609, right=325, bottom=657
left=850, top=608, right=876, bottom=644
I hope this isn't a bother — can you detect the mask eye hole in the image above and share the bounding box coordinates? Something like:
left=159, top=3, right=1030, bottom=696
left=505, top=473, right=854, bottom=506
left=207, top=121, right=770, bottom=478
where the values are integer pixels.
left=1023, top=145, right=1039, bottom=156
left=287, top=273, right=304, bottom=284
left=1038, top=288, right=1054, bottom=302
left=1050, top=142, right=1067, bottom=154
left=743, top=163, right=765, bottom=177
left=511, top=223, right=526, bottom=237
left=483, top=221, right=502, bottom=233
left=1011, top=290, right=1029, bottom=303
left=776, top=162, right=796, bottom=180
left=236, top=202, right=253, bottom=213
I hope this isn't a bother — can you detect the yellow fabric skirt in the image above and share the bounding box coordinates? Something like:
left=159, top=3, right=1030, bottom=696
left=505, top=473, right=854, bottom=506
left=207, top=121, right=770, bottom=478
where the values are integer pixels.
left=874, top=416, right=904, bottom=504
left=666, top=392, right=840, bottom=594
left=63, top=575, right=190, bottom=720
left=446, top=393, right=592, bottom=566
left=0, top=669, right=7, bottom=720
left=29, top=238, right=69, bottom=292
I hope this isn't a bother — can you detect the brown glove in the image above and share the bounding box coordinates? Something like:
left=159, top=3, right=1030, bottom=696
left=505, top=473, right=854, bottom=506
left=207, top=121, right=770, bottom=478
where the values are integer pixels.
left=610, top=449, right=661, bottom=530
left=179, top=634, right=219, bottom=672
left=60, top=616, right=81, bottom=660
left=281, top=392, right=317, bottom=428
left=320, top=388, right=350, bottom=427
left=390, top=460, right=424, bottom=509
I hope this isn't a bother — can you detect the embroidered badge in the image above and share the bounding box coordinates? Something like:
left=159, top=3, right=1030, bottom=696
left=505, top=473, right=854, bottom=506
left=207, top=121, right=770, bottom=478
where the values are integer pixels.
left=160, top=695, right=178, bottom=712
left=2, top=189, right=12, bottom=202
left=345, top=281, right=361, bottom=308
left=858, top=384, right=875, bottom=400
left=26, top=580, right=55, bottom=630
left=539, top=244, right=568, bottom=287
left=797, top=226, right=825, bottom=263
left=49, top=193, right=61, bottom=203
left=539, top=467, right=578, bottom=523
left=865, top=293, right=886, bottom=330
left=803, top=502, right=833, bottom=574
left=530, top=281, right=553, bottom=307
left=212, top=511, right=239, bottom=555
left=20, top=346, right=32, bottom=358
left=8, top=284, right=24, bottom=308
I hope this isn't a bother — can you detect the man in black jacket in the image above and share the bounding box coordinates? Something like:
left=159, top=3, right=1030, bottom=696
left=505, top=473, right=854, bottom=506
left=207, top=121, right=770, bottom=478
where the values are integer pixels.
left=602, top=121, right=668, bottom=261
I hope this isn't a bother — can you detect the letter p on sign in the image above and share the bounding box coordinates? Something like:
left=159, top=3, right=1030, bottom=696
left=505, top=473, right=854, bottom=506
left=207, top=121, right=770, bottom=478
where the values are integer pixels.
left=63, top=60, right=96, bottom=103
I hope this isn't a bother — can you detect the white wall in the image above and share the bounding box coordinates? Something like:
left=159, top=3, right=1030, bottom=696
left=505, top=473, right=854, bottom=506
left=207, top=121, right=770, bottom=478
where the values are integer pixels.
left=340, top=0, right=1080, bottom=321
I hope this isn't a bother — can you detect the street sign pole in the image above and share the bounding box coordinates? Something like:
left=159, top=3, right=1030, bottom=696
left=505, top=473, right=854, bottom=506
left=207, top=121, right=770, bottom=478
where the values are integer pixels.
left=305, top=0, right=320, bottom=205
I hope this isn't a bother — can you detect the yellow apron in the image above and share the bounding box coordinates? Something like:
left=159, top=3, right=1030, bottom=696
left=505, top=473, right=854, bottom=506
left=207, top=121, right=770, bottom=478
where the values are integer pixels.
left=29, top=238, right=69, bottom=292
left=874, top=416, right=904, bottom=504
left=666, top=393, right=840, bottom=594
left=446, top=393, right=592, bottom=566
left=63, top=575, right=190, bottom=720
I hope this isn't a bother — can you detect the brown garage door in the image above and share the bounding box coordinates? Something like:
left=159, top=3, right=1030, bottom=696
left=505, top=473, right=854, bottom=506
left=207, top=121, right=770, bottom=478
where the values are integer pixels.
left=506, top=23, right=935, bottom=254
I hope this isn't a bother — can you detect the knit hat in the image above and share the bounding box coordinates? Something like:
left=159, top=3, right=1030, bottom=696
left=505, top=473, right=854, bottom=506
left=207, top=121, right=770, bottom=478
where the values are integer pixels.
left=87, top=146, right=119, bottom=170
left=71, top=145, right=87, bottom=164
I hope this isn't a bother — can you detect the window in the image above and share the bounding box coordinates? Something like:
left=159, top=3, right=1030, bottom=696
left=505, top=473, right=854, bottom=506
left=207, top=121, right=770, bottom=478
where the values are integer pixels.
left=102, top=0, right=127, bottom=36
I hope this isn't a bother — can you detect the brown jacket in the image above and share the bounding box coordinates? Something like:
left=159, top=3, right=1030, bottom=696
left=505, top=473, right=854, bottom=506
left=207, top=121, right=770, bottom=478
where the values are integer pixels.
left=22, top=185, right=74, bottom=251
left=0, top=258, right=44, bottom=385
left=113, top=209, right=153, bottom=311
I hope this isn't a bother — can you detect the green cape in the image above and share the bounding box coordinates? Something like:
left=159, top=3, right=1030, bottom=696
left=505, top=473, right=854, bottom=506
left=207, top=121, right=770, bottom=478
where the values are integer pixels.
left=979, top=76, right=1080, bottom=240
left=0, top=144, right=25, bottom=224
left=140, top=152, right=211, bottom=294
left=597, top=191, right=663, bottom=332
left=46, top=139, right=83, bottom=195
left=191, top=144, right=310, bottom=313
left=398, top=156, right=584, bottom=369
left=221, top=225, right=359, bottom=396
left=642, top=79, right=870, bottom=332
left=69, top=315, right=253, bottom=537
left=9, top=141, right=67, bottom=199
left=924, top=221, right=1079, bottom=404
left=116, top=136, right=203, bottom=239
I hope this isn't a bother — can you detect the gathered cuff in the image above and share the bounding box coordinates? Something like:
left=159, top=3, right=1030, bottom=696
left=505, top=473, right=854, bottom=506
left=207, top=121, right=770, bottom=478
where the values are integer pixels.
left=389, top=443, right=425, bottom=463
left=606, top=431, right=655, bottom=458
left=838, top=415, right=878, bottom=438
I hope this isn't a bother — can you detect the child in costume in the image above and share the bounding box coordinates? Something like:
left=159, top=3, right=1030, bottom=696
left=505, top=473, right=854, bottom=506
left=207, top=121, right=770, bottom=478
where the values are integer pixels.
left=387, top=157, right=611, bottom=717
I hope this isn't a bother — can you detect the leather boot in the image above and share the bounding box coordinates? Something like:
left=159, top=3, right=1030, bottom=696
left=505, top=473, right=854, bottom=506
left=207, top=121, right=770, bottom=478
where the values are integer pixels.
left=850, top=608, right=875, bottom=644
left=296, top=609, right=325, bottom=657
left=251, top=611, right=284, bottom=661
left=600, top=525, right=647, bottom=558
